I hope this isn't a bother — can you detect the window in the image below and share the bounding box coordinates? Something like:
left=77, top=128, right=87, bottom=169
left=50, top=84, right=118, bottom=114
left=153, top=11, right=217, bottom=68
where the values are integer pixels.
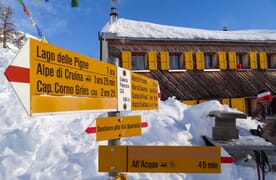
left=267, top=54, right=276, bottom=69
left=236, top=53, right=249, bottom=69
left=169, top=54, right=180, bottom=70
left=131, top=53, right=147, bottom=70
left=204, top=54, right=218, bottom=69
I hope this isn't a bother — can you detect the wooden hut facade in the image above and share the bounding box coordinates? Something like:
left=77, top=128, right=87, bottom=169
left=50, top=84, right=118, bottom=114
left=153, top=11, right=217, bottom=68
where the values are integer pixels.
left=99, top=8, right=276, bottom=115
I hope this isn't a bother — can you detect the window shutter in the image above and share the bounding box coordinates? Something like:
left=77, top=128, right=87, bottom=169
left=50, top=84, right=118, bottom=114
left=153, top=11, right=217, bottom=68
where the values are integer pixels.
left=196, top=52, right=204, bottom=70
left=221, top=98, right=230, bottom=106
left=231, top=98, right=246, bottom=113
left=228, top=52, right=237, bottom=69
left=148, top=51, right=157, bottom=70
left=218, top=51, right=227, bottom=70
left=259, top=52, right=267, bottom=70
left=249, top=52, right=257, bottom=69
left=160, top=51, right=169, bottom=70
left=182, top=100, right=197, bottom=106
left=122, top=51, right=132, bottom=70
left=184, top=52, right=193, bottom=70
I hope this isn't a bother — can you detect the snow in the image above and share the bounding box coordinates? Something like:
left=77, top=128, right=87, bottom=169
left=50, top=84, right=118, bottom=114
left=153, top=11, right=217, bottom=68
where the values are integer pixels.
left=1, top=44, right=275, bottom=179
left=102, top=18, right=276, bottom=42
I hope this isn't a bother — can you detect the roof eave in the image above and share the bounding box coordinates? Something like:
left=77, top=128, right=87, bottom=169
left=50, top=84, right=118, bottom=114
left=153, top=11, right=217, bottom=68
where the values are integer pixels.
left=100, top=33, right=276, bottom=44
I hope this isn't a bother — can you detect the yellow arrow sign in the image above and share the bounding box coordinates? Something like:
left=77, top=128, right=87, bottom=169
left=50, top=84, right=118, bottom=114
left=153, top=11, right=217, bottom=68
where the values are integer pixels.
left=131, top=72, right=159, bottom=110
left=30, top=39, right=117, bottom=114
left=5, top=38, right=159, bottom=115
left=99, top=145, right=221, bottom=173
left=96, top=116, right=142, bottom=141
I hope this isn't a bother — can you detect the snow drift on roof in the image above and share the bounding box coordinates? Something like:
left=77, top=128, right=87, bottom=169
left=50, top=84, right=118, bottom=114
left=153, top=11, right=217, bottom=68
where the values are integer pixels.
left=101, top=18, right=276, bottom=42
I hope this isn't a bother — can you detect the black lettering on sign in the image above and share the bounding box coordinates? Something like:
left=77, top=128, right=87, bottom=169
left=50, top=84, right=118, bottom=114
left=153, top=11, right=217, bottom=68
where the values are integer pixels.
left=132, top=93, right=148, bottom=99
left=114, top=125, right=120, bottom=130
left=36, top=63, right=54, bottom=77
left=57, top=52, right=72, bottom=65
left=140, top=160, right=158, bottom=169
left=121, top=124, right=127, bottom=129
left=97, top=126, right=113, bottom=132
left=127, top=123, right=140, bottom=129
left=101, top=88, right=110, bottom=97
left=75, top=85, right=89, bottom=95
left=94, top=75, right=103, bottom=84
left=132, top=75, right=147, bottom=84
left=149, top=88, right=157, bottom=93
left=109, top=79, right=116, bottom=86
left=36, top=80, right=52, bottom=94
left=131, top=160, right=139, bottom=168
left=132, top=102, right=150, bottom=108
left=54, top=82, right=74, bottom=95
left=91, top=89, right=98, bottom=96
left=74, top=57, right=89, bottom=70
left=208, top=161, right=218, bottom=169
left=110, top=89, right=115, bottom=97
left=107, top=67, right=115, bottom=76
left=132, top=84, right=148, bottom=92
left=56, top=68, right=63, bottom=78
left=64, top=68, right=83, bottom=81
left=36, top=46, right=55, bottom=62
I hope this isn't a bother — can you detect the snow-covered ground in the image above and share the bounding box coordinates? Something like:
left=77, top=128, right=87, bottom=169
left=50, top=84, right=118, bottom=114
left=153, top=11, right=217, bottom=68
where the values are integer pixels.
left=0, top=45, right=275, bottom=180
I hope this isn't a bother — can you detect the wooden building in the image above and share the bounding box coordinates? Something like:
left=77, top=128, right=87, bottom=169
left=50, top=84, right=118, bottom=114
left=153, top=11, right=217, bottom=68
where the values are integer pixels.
left=99, top=8, right=276, bottom=115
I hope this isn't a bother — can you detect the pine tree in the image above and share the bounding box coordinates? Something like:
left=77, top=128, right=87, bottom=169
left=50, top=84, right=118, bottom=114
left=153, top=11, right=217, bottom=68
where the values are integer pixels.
left=0, top=4, right=15, bottom=48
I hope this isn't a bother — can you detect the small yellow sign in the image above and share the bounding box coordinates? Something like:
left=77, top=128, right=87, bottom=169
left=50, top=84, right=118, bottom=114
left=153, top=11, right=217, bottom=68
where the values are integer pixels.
left=29, top=38, right=117, bottom=114
left=99, top=146, right=221, bottom=173
left=96, top=116, right=142, bottom=141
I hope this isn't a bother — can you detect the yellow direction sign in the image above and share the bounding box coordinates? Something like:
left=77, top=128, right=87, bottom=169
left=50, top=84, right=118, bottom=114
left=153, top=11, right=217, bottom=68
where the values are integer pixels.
left=96, top=116, right=142, bottom=141
left=5, top=38, right=159, bottom=115
left=31, top=39, right=117, bottom=114
left=131, top=72, right=158, bottom=110
left=99, top=145, right=221, bottom=173
left=5, top=38, right=117, bottom=115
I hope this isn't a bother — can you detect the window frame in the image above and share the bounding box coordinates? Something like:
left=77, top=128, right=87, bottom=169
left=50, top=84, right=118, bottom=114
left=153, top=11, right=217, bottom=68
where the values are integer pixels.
left=236, top=53, right=250, bottom=70
left=131, top=52, right=147, bottom=70
left=169, top=53, right=182, bottom=70
left=204, top=53, right=219, bottom=70
left=267, top=54, right=276, bottom=69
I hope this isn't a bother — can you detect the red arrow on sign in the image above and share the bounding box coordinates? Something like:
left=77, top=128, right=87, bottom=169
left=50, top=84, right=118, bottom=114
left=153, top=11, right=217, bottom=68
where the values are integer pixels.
left=4, top=41, right=31, bottom=115
left=5, top=65, right=30, bottom=83
left=220, top=147, right=234, bottom=163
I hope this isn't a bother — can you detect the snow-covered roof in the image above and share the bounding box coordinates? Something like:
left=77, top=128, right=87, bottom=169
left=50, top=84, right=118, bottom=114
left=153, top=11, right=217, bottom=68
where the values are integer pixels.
left=101, top=18, right=276, bottom=42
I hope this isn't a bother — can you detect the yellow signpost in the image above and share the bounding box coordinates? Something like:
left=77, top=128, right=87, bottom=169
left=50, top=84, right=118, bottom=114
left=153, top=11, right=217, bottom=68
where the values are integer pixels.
left=5, top=38, right=224, bottom=178
left=96, top=116, right=142, bottom=141
left=99, top=145, right=221, bottom=173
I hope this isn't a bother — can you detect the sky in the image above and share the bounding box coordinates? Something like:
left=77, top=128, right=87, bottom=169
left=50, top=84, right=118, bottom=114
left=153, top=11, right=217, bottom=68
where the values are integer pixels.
left=0, top=45, right=275, bottom=179
left=1, top=44, right=276, bottom=179
left=4, top=0, right=276, bottom=60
